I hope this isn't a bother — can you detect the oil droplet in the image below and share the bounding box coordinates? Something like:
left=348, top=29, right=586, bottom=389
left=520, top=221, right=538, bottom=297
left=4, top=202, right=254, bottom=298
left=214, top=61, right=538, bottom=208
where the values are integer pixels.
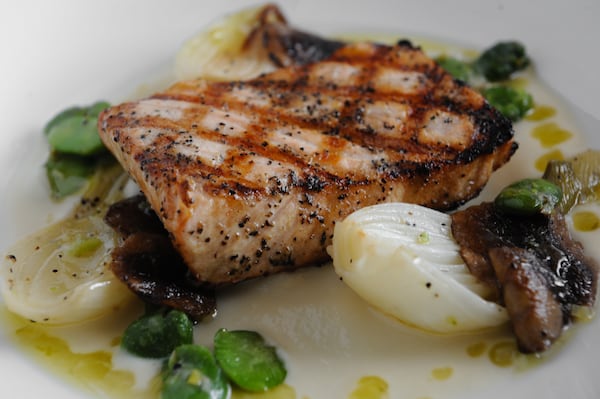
left=431, top=367, right=453, bottom=381
left=233, top=384, right=297, bottom=399
left=466, top=341, right=487, bottom=358
left=534, top=149, right=564, bottom=172
left=349, top=376, right=389, bottom=399
left=526, top=105, right=556, bottom=121
left=572, top=211, right=600, bottom=232
left=531, top=122, right=573, bottom=148
left=488, top=341, right=518, bottom=367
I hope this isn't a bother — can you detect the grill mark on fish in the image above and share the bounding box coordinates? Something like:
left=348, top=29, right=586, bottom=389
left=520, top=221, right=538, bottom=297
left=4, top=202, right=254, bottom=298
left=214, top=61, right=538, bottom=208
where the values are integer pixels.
left=139, top=91, right=486, bottom=185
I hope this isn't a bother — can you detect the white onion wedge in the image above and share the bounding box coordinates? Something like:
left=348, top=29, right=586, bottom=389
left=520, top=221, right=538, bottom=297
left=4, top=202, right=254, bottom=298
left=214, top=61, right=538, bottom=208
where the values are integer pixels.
left=329, top=203, right=508, bottom=334
left=0, top=165, right=136, bottom=325
left=0, top=216, right=135, bottom=324
left=175, top=5, right=280, bottom=82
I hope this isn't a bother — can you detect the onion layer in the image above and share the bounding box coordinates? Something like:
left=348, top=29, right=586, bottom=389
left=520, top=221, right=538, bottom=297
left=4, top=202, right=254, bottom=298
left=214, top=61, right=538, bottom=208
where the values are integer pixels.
left=329, top=203, right=508, bottom=334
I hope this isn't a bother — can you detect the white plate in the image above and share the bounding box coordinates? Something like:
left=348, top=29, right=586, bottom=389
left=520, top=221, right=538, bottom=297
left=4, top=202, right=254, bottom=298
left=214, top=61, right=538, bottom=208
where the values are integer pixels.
left=1, top=1, right=599, bottom=398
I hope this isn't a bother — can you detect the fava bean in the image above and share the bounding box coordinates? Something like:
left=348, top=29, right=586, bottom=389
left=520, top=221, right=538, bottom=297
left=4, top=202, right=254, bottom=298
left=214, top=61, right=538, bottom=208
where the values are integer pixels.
left=474, top=41, right=530, bottom=82
left=121, top=309, right=193, bottom=358
left=44, top=101, right=110, bottom=156
left=494, top=178, right=562, bottom=215
left=162, top=344, right=230, bottom=399
left=214, top=329, right=286, bottom=392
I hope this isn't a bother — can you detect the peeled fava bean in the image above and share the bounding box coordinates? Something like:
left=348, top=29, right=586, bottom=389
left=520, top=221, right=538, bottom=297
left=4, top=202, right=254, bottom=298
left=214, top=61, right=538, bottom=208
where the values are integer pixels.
left=162, top=344, right=231, bottom=399
left=214, top=329, right=287, bottom=392
left=121, top=309, right=194, bottom=358
left=44, top=101, right=110, bottom=156
left=494, top=178, right=562, bottom=216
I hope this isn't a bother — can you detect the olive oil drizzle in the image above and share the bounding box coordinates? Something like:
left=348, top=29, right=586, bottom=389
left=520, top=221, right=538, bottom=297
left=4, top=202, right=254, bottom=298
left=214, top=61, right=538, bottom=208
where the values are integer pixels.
left=531, top=122, right=573, bottom=148
left=349, top=376, right=389, bottom=399
left=0, top=306, right=160, bottom=399
left=431, top=367, right=453, bottom=381
left=573, top=211, right=600, bottom=232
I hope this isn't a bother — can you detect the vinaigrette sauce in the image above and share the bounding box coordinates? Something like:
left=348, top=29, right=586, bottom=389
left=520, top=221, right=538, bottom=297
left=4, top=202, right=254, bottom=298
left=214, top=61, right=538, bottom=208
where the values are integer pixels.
left=2, top=34, right=600, bottom=399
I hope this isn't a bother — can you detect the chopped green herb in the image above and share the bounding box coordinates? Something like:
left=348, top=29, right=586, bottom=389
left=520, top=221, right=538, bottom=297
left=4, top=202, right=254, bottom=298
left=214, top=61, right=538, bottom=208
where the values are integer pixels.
left=417, top=231, right=430, bottom=244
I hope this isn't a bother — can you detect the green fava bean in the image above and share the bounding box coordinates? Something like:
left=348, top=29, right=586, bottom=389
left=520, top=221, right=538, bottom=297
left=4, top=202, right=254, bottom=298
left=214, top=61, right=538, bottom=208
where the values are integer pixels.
left=121, top=310, right=193, bottom=358
left=162, top=344, right=231, bottom=399
left=482, top=86, right=533, bottom=121
left=494, top=178, right=562, bottom=216
left=474, top=41, right=530, bottom=82
left=45, top=152, right=97, bottom=199
left=435, top=56, right=472, bottom=82
left=44, top=101, right=110, bottom=156
left=214, top=329, right=286, bottom=392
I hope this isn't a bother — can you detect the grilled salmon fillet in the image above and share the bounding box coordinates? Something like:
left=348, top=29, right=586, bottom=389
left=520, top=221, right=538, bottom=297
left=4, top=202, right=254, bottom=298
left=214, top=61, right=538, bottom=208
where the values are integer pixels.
left=98, top=40, right=516, bottom=286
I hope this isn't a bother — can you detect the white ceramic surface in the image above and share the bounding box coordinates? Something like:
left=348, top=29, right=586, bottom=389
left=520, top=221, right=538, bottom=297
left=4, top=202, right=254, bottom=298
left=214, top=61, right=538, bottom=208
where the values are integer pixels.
left=1, top=1, right=599, bottom=398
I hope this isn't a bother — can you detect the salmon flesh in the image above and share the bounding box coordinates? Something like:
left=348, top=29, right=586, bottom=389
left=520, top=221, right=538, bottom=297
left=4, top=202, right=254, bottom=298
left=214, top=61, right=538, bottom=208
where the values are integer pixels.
left=98, top=40, right=516, bottom=285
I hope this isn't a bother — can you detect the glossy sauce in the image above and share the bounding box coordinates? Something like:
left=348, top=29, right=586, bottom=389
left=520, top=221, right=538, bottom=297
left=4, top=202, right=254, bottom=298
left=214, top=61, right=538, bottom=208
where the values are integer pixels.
left=348, top=376, right=389, bottom=399
left=572, top=211, right=600, bottom=232
left=0, top=306, right=159, bottom=399
left=431, top=367, right=453, bottom=381
left=2, top=35, right=600, bottom=399
left=531, top=122, right=573, bottom=148
left=465, top=342, right=487, bottom=358
left=526, top=105, right=557, bottom=121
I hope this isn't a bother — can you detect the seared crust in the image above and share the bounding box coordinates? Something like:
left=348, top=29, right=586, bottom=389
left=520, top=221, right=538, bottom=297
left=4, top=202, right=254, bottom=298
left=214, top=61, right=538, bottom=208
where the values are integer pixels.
left=99, top=41, right=516, bottom=285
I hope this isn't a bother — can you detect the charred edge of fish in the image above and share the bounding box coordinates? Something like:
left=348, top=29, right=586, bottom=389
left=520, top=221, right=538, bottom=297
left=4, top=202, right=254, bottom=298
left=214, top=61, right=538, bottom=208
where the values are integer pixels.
left=467, top=103, right=515, bottom=155
left=372, top=158, right=441, bottom=180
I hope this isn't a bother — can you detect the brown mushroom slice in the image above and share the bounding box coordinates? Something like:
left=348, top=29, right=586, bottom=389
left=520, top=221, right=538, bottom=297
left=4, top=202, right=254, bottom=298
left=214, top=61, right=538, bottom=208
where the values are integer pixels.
left=106, top=195, right=216, bottom=321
